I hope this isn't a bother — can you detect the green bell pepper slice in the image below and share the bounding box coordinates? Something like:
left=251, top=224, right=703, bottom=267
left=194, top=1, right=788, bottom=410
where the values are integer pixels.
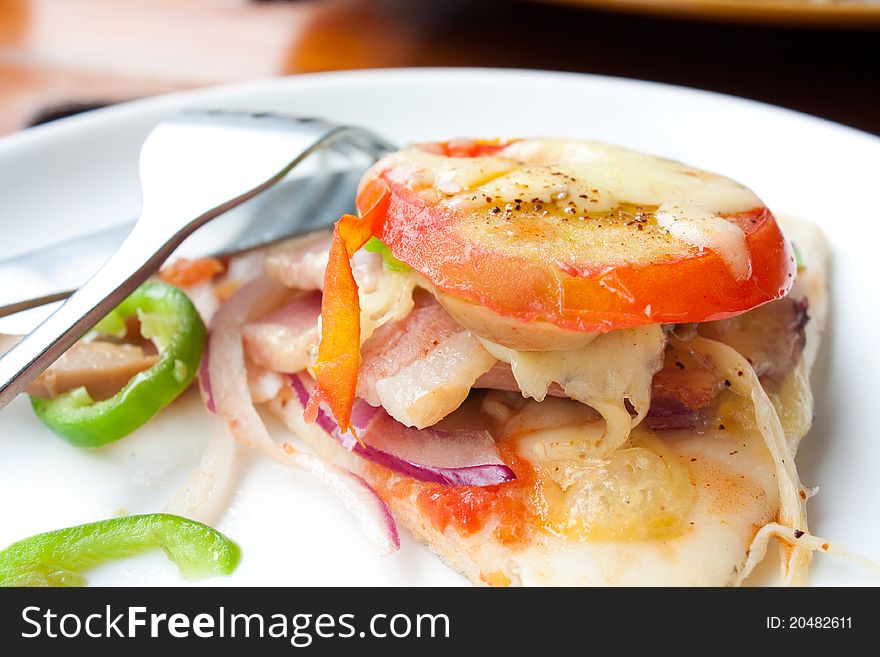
left=793, top=242, right=805, bottom=271
left=0, top=513, right=240, bottom=587
left=30, top=281, right=207, bottom=447
left=364, top=236, right=411, bottom=273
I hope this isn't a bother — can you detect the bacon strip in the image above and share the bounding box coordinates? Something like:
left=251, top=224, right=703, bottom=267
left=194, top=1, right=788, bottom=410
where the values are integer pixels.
left=265, top=232, right=333, bottom=291
left=475, top=358, right=715, bottom=427
left=242, top=291, right=322, bottom=373
left=358, top=293, right=495, bottom=429
left=699, top=297, right=808, bottom=381
left=358, top=293, right=464, bottom=402
left=474, top=304, right=807, bottom=431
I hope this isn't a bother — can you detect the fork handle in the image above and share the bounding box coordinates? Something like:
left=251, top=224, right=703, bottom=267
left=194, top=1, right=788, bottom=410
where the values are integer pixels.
left=0, top=218, right=178, bottom=410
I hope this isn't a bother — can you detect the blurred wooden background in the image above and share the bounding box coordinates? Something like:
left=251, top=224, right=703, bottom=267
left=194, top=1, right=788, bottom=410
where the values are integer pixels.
left=0, top=0, right=877, bottom=136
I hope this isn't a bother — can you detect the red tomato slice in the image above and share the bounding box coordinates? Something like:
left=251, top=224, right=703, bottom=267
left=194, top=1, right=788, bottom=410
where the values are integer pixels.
left=358, top=140, right=795, bottom=333
left=418, top=138, right=511, bottom=158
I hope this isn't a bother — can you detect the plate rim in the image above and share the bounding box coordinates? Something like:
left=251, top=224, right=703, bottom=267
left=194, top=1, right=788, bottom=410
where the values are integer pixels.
left=1, top=67, right=877, bottom=153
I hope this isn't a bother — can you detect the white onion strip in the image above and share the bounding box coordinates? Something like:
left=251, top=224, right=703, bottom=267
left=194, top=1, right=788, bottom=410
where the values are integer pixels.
left=164, top=416, right=236, bottom=525
left=679, top=335, right=809, bottom=585
left=734, top=523, right=880, bottom=586
left=206, top=277, right=399, bottom=555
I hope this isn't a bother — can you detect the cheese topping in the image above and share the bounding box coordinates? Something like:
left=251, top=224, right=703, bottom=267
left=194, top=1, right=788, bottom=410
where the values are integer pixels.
left=375, top=139, right=763, bottom=279
left=479, top=324, right=665, bottom=454
left=655, top=201, right=751, bottom=280
left=734, top=523, right=880, bottom=587
left=679, top=335, right=810, bottom=585
left=379, top=148, right=516, bottom=199
left=355, top=256, right=419, bottom=344
left=495, top=139, right=759, bottom=214
left=488, top=394, right=694, bottom=542
left=542, top=428, right=694, bottom=541
left=380, top=139, right=760, bottom=215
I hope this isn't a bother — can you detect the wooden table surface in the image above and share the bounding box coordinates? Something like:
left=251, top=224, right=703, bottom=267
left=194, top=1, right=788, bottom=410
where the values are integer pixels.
left=0, top=0, right=878, bottom=137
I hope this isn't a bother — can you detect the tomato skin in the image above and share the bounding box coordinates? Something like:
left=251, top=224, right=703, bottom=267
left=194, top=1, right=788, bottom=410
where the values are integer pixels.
left=359, top=167, right=795, bottom=333
left=560, top=208, right=796, bottom=328
left=368, top=182, right=562, bottom=317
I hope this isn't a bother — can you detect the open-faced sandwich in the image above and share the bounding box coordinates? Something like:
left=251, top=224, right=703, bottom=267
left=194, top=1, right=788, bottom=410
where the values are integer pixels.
left=6, top=137, right=844, bottom=587
left=239, top=138, right=829, bottom=586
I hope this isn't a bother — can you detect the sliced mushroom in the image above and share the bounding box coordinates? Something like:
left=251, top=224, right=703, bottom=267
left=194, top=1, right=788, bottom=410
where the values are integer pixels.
left=1, top=334, right=158, bottom=401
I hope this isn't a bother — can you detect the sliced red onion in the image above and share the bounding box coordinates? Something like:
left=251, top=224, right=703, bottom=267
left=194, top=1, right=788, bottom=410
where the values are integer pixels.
left=340, top=402, right=382, bottom=450
left=206, top=277, right=399, bottom=555
left=293, top=450, right=400, bottom=555
left=289, top=373, right=516, bottom=487
left=309, top=386, right=342, bottom=438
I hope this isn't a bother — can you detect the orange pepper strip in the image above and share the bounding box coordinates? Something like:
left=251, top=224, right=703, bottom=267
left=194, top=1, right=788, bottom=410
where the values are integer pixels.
left=304, top=179, right=390, bottom=431
left=160, top=257, right=225, bottom=287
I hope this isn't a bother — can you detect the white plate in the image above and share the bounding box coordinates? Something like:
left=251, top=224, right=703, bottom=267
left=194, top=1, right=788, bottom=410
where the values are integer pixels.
left=0, top=68, right=877, bottom=587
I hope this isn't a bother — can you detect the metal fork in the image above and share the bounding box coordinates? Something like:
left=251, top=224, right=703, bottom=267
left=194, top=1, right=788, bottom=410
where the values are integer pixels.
left=0, top=110, right=395, bottom=410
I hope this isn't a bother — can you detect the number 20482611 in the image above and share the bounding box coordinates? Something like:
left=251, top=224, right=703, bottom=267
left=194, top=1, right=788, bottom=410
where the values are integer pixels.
left=766, top=617, right=852, bottom=629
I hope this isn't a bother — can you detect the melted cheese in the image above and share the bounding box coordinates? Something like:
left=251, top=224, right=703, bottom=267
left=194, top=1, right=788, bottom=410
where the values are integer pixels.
left=378, top=139, right=761, bottom=216
left=379, top=148, right=516, bottom=199
left=479, top=324, right=665, bottom=453
left=494, top=139, right=760, bottom=214
left=679, top=335, right=810, bottom=585
left=735, top=523, right=880, bottom=586
left=374, top=139, right=763, bottom=281
left=355, top=256, right=420, bottom=344
left=499, top=396, right=606, bottom=461
left=655, top=201, right=751, bottom=280
left=543, top=428, right=694, bottom=541
left=487, top=393, right=694, bottom=542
